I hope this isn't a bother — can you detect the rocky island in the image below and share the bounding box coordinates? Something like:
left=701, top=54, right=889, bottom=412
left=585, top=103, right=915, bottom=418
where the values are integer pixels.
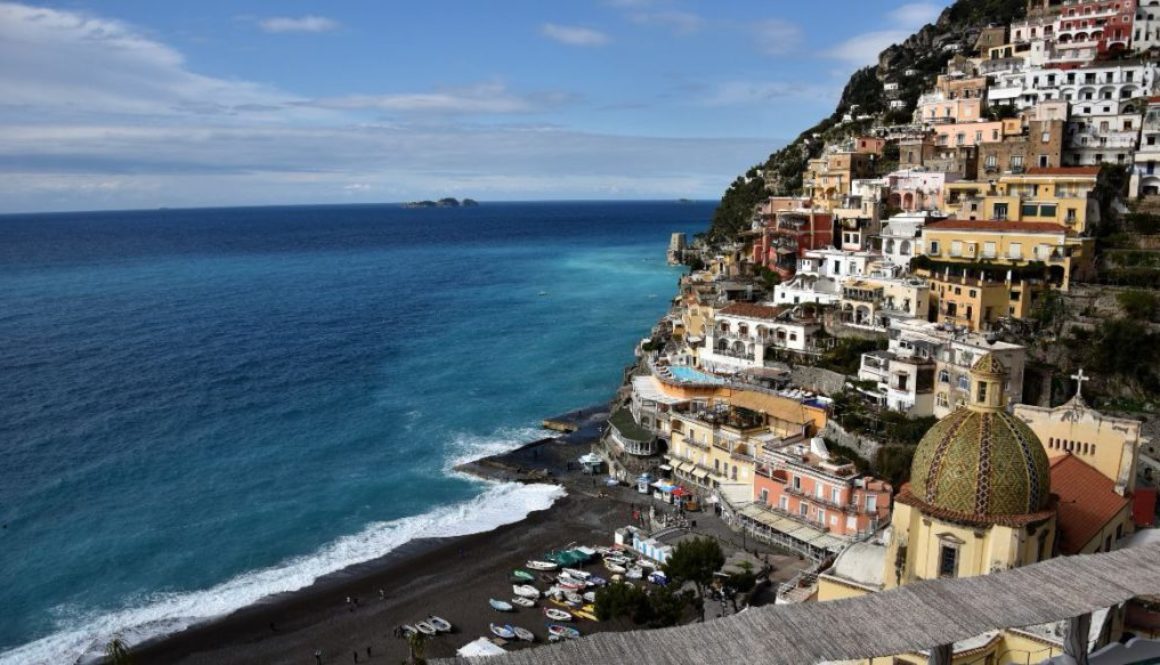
left=402, top=197, right=479, bottom=208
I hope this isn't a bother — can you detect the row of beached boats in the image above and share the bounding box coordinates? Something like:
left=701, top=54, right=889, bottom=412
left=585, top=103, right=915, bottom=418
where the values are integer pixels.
left=400, top=615, right=453, bottom=637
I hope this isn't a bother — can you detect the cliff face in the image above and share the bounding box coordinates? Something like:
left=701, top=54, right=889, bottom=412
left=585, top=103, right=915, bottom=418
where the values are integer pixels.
left=706, top=0, right=1027, bottom=242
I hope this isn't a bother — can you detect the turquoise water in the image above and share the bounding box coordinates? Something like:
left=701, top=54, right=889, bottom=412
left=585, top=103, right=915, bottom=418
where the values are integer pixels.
left=0, top=202, right=710, bottom=663
left=666, top=366, right=727, bottom=384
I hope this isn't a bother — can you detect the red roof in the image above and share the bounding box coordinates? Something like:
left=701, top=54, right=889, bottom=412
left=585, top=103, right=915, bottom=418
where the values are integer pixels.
left=1024, top=166, right=1100, bottom=177
left=1049, top=454, right=1131, bottom=555
left=718, top=303, right=783, bottom=320
left=1134, top=488, right=1157, bottom=528
left=926, top=219, right=1067, bottom=234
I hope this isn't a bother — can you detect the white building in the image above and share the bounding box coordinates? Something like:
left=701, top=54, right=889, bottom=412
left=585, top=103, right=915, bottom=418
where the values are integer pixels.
left=1131, top=98, right=1160, bottom=197
left=837, top=274, right=931, bottom=330
left=1065, top=99, right=1143, bottom=166
left=772, top=274, right=841, bottom=307
left=858, top=318, right=1026, bottom=418
left=700, top=303, right=824, bottom=372
left=798, top=247, right=880, bottom=279
left=879, top=211, right=942, bottom=271
left=1057, top=62, right=1157, bottom=105
left=1135, top=0, right=1160, bottom=52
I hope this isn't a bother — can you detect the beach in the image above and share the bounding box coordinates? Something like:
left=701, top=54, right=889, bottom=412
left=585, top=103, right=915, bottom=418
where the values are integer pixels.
left=129, top=432, right=809, bottom=664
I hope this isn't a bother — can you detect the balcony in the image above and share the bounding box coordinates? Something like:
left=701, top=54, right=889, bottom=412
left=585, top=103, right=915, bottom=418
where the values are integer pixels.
left=756, top=501, right=831, bottom=532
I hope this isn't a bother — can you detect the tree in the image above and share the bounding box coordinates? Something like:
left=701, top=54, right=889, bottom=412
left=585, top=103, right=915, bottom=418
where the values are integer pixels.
left=663, top=537, right=725, bottom=621
left=406, top=630, right=428, bottom=665
left=594, top=581, right=650, bottom=622
left=1117, top=290, right=1160, bottom=321
left=645, top=586, right=692, bottom=628
left=105, top=637, right=133, bottom=665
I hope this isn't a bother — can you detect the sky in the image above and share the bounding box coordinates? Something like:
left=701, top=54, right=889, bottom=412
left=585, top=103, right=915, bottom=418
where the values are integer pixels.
left=0, top=0, right=951, bottom=213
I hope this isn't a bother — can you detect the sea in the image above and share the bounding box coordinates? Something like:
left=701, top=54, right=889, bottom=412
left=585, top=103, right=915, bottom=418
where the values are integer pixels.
left=0, top=201, right=711, bottom=664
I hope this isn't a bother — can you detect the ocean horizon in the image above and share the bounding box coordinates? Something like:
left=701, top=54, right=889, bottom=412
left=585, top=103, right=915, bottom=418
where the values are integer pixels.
left=0, top=201, right=709, bottom=664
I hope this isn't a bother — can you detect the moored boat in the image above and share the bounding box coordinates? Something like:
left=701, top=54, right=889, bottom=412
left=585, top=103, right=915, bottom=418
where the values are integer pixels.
left=544, top=607, right=573, bottom=622
left=490, top=623, right=516, bottom=640
left=428, top=616, right=452, bottom=632
left=415, top=621, right=437, bottom=636
left=401, top=624, right=418, bottom=636
left=512, top=584, right=540, bottom=599
left=510, top=625, right=535, bottom=642
left=511, top=596, right=536, bottom=608
left=626, top=566, right=643, bottom=580
left=561, top=568, right=590, bottom=580
left=489, top=598, right=514, bottom=612
left=512, top=569, right=535, bottom=582
left=526, top=560, right=558, bottom=571
left=604, top=561, right=626, bottom=574
left=547, top=624, right=581, bottom=639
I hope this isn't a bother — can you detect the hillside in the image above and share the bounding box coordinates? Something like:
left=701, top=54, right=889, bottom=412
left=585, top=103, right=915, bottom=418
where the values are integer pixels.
left=707, top=0, right=1027, bottom=241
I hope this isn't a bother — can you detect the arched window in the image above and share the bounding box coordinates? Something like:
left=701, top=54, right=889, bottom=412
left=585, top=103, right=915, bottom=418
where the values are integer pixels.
left=939, top=370, right=950, bottom=383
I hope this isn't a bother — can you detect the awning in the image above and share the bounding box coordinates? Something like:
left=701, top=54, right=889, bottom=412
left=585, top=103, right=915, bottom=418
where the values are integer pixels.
left=737, top=504, right=848, bottom=553
left=658, top=464, right=673, bottom=472
left=695, top=469, right=711, bottom=480
left=676, top=462, right=695, bottom=475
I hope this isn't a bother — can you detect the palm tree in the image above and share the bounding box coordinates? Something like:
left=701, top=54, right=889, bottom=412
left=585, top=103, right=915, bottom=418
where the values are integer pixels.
left=105, top=637, right=134, bottom=665
left=406, top=630, right=428, bottom=665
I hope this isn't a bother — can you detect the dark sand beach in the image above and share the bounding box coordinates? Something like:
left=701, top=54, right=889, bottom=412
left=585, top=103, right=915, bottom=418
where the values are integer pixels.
left=132, top=432, right=808, bottom=664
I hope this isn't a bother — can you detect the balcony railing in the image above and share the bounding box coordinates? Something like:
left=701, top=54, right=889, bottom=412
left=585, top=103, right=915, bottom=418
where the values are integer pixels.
left=757, top=501, right=831, bottom=532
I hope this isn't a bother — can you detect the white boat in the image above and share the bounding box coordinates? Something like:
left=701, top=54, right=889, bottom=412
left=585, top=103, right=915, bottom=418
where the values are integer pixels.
left=401, top=624, right=418, bottom=636
left=525, top=560, right=558, bottom=571
left=604, top=561, right=626, bottom=574
left=637, top=559, right=657, bottom=570
left=512, top=584, right=540, bottom=599
left=548, top=624, right=581, bottom=639
left=556, top=577, right=585, bottom=590
left=562, top=568, right=590, bottom=580
left=415, top=621, right=437, bottom=636
left=510, top=625, right=535, bottom=642
left=428, top=616, right=452, bottom=632
left=626, top=566, right=644, bottom=580
left=490, top=623, right=516, bottom=640
left=563, top=590, right=584, bottom=605
left=511, top=596, right=536, bottom=608
left=489, top=598, right=514, bottom=612
left=604, top=554, right=631, bottom=566
left=544, top=607, right=573, bottom=622
left=582, top=591, right=596, bottom=603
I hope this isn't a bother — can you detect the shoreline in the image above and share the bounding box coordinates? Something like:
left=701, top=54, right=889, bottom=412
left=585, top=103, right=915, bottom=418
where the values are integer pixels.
left=127, top=424, right=619, bottom=664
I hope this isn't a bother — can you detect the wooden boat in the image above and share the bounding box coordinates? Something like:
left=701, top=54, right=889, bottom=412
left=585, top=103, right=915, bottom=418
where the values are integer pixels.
left=604, top=561, right=626, bottom=574
left=511, top=596, right=536, bottom=608
left=512, top=569, right=535, bottom=582
left=512, top=584, right=540, bottom=599
left=544, top=607, right=573, bottom=622
left=510, top=625, right=535, bottom=642
left=415, top=621, right=437, bottom=636
left=547, top=624, right=581, bottom=640
left=428, top=616, right=452, bottom=632
left=525, top=560, right=558, bottom=571
left=489, top=599, right=514, bottom=612
left=490, top=623, right=516, bottom=640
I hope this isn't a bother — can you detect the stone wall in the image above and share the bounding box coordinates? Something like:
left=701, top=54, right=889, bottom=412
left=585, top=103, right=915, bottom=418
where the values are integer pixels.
left=822, top=420, right=883, bottom=463
left=790, top=365, right=848, bottom=396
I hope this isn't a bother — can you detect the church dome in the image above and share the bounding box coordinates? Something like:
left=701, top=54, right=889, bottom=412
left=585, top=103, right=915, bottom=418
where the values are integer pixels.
left=907, top=354, right=1052, bottom=521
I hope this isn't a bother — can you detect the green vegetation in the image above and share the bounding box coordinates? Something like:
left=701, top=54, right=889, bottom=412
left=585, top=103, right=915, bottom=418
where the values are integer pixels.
left=1064, top=319, right=1160, bottom=396
left=757, top=266, right=781, bottom=291
left=910, top=255, right=1051, bottom=282
left=823, top=438, right=872, bottom=473
left=876, top=445, right=918, bottom=487
left=708, top=168, right=767, bottom=241
left=944, top=0, right=1025, bottom=25
left=594, top=581, right=692, bottom=628
left=663, top=537, right=725, bottom=621
left=816, top=338, right=887, bottom=375
left=1117, top=290, right=1160, bottom=321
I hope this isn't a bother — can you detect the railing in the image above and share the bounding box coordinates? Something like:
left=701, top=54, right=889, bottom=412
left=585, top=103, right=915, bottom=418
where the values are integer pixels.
left=757, top=501, right=831, bottom=532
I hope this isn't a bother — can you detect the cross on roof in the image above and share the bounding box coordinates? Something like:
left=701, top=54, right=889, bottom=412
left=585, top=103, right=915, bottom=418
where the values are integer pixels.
left=1071, top=368, right=1089, bottom=399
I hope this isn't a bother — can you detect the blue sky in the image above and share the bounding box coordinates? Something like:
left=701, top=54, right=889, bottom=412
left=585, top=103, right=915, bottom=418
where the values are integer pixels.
left=0, top=1, right=950, bottom=212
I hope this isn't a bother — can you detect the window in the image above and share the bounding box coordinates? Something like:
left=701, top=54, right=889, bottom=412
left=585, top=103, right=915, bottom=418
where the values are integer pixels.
left=939, top=544, right=959, bottom=578
left=779, top=495, right=788, bottom=511
left=793, top=475, right=801, bottom=491
left=1040, top=204, right=1057, bottom=217
left=1042, top=131, right=1052, bottom=143
left=1011, top=155, right=1024, bottom=170
left=1022, top=203, right=1039, bottom=217
left=760, top=489, right=769, bottom=505
left=799, top=503, right=809, bottom=517
left=1009, top=242, right=1023, bottom=259
left=958, top=375, right=970, bottom=390
left=866, top=494, right=877, bottom=512
left=939, top=369, right=950, bottom=383
left=816, top=483, right=825, bottom=499
left=985, top=154, right=998, bottom=169
left=832, top=487, right=841, bottom=504
left=994, top=202, right=1008, bottom=219
left=929, top=240, right=940, bottom=255
left=977, top=381, right=988, bottom=403
left=983, top=242, right=996, bottom=258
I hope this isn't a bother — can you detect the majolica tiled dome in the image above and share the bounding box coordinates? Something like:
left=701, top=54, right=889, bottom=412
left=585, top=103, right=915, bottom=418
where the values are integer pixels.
left=908, top=354, right=1051, bottom=520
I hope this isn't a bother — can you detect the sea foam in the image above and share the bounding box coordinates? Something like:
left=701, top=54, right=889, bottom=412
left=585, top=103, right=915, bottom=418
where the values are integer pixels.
left=0, top=481, right=566, bottom=665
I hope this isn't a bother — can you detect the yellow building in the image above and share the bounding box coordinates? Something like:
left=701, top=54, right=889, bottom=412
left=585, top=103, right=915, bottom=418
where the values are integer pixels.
left=927, top=270, right=1045, bottom=331
left=919, top=219, right=1095, bottom=290
left=942, top=167, right=1101, bottom=235
left=805, top=152, right=876, bottom=211
left=666, top=402, right=798, bottom=492
left=817, top=355, right=1134, bottom=664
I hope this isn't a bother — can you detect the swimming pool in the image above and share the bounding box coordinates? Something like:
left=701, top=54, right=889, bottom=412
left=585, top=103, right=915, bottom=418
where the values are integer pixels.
left=666, top=366, right=728, bottom=385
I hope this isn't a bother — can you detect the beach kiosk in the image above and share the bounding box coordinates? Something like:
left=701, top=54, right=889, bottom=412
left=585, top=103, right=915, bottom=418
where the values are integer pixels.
left=636, top=473, right=653, bottom=494
left=578, top=452, right=604, bottom=475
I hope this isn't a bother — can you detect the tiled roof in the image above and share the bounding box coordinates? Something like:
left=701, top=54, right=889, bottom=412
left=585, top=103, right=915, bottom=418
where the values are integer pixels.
left=718, top=303, right=783, bottom=320
left=926, top=219, right=1067, bottom=234
left=971, top=352, right=1007, bottom=375
left=1049, top=454, right=1130, bottom=555
left=1024, top=166, right=1100, bottom=177
left=894, top=486, right=1056, bottom=528
left=909, top=407, right=1052, bottom=519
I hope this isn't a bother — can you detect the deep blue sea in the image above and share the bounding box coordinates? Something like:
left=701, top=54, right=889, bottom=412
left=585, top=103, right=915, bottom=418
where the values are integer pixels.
left=0, top=201, right=710, bottom=663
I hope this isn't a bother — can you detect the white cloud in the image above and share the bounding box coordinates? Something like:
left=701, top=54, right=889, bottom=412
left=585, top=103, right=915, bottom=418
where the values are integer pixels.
left=311, top=83, right=570, bottom=115
left=630, top=10, right=703, bottom=35
left=539, top=23, right=610, bottom=47
left=889, top=2, right=943, bottom=28
left=825, top=1, right=948, bottom=65
left=753, top=19, right=802, bottom=55
left=700, top=80, right=838, bottom=107
left=825, top=30, right=909, bottom=65
left=257, top=15, right=339, bottom=33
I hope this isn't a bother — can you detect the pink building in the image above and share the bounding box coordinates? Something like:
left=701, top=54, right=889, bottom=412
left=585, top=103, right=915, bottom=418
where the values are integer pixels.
left=752, top=438, right=892, bottom=540
left=1055, top=0, right=1135, bottom=57
left=933, top=120, right=1008, bottom=147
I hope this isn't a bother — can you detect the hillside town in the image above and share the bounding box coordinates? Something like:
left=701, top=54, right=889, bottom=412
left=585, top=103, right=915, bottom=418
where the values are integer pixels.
left=591, top=1, right=1160, bottom=662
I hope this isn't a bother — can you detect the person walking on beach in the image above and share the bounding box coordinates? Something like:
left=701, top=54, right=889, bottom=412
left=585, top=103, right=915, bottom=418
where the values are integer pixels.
left=378, top=588, right=385, bottom=600
left=314, top=649, right=322, bottom=664
left=352, top=650, right=359, bottom=663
